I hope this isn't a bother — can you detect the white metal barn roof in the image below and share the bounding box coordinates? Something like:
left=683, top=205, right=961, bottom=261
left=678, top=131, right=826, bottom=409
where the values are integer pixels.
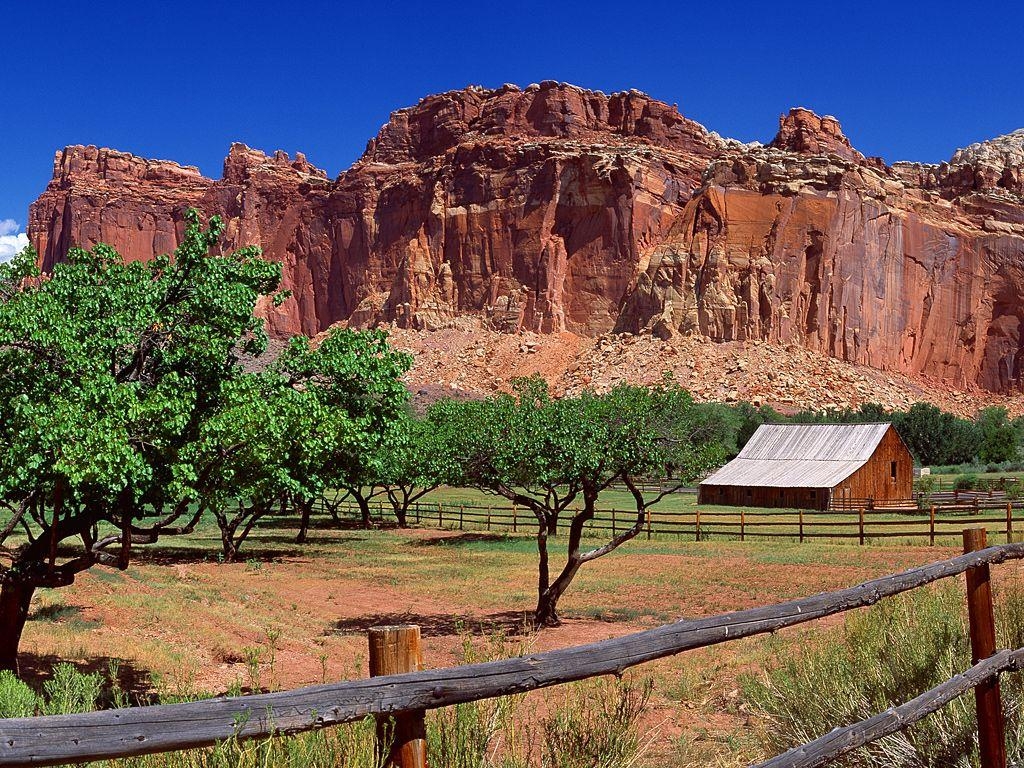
left=701, top=423, right=892, bottom=489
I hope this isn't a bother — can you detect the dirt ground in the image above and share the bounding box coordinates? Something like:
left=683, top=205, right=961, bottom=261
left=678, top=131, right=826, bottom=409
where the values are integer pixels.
left=19, top=525, right=1010, bottom=765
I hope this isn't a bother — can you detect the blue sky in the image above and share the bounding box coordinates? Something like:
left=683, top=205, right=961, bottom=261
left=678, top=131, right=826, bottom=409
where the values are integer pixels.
left=2, top=0, right=1023, bottom=255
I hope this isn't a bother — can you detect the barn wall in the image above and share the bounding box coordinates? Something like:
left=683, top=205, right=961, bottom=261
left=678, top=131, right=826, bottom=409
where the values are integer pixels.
left=830, top=426, right=914, bottom=503
left=698, top=484, right=830, bottom=510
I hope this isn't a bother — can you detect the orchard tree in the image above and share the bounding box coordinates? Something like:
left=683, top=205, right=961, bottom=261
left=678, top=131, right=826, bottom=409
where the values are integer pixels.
left=0, top=211, right=282, bottom=671
left=269, top=331, right=412, bottom=541
left=375, top=409, right=461, bottom=528
left=435, top=376, right=727, bottom=626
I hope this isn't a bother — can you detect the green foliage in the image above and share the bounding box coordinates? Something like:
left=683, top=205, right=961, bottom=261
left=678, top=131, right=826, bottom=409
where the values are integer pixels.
left=0, top=670, right=37, bottom=717
left=40, top=662, right=104, bottom=715
left=436, top=375, right=727, bottom=498
left=0, top=209, right=281, bottom=509
left=954, top=473, right=979, bottom=491
left=0, top=210, right=282, bottom=580
left=916, top=474, right=937, bottom=495
left=192, top=327, right=412, bottom=555
left=977, top=406, right=1019, bottom=464
left=744, top=585, right=1024, bottom=768
left=890, top=404, right=981, bottom=466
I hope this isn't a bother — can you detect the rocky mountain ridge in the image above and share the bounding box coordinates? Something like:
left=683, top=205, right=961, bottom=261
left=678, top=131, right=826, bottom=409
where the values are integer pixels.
left=27, top=81, right=1024, bottom=398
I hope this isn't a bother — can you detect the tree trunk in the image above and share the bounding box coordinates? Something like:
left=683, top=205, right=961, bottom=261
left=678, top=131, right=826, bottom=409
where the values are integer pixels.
left=0, top=580, right=35, bottom=673
left=534, top=488, right=596, bottom=629
left=295, top=500, right=312, bottom=544
left=221, top=527, right=239, bottom=562
left=534, top=589, right=560, bottom=627
left=534, top=519, right=555, bottom=626
left=356, top=494, right=372, bottom=529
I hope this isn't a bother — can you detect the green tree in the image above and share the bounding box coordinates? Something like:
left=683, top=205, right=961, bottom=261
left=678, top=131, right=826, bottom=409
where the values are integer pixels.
left=977, top=406, right=1018, bottom=464
left=373, top=409, right=461, bottom=528
left=435, top=376, right=726, bottom=626
left=891, top=403, right=981, bottom=466
left=0, top=211, right=281, bottom=671
left=258, top=331, right=412, bottom=543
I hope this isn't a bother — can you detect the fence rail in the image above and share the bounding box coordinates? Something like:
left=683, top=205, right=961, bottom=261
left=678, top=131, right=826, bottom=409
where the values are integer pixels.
left=1, top=538, right=1023, bottom=766
left=322, top=498, right=1024, bottom=547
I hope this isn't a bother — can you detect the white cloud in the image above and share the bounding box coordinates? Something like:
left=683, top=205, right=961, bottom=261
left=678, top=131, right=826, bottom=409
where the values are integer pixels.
left=0, top=226, right=29, bottom=263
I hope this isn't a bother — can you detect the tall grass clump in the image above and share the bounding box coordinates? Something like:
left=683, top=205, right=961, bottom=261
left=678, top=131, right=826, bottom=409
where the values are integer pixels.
left=426, top=627, right=653, bottom=768
left=743, top=582, right=1024, bottom=767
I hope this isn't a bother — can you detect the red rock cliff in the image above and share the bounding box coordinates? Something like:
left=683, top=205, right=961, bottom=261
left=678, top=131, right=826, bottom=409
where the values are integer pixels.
left=27, top=82, right=1024, bottom=392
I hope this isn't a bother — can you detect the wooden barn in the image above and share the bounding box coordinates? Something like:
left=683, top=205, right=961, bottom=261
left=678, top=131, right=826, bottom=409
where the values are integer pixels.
left=698, top=423, right=913, bottom=510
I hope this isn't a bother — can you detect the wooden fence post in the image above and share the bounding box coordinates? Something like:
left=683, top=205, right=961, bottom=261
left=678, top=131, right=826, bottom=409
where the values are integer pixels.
left=963, top=528, right=1007, bottom=768
left=414, top=502, right=420, bottom=525
left=368, top=625, right=428, bottom=768
left=459, top=505, right=464, bottom=531
left=512, top=504, right=517, bottom=533
left=1006, top=502, right=1013, bottom=544
left=695, top=508, right=701, bottom=542
left=486, top=505, right=491, bottom=531
left=740, top=508, right=745, bottom=542
left=799, top=509, right=804, bottom=544
left=611, top=508, right=617, bottom=536
left=858, top=506, right=865, bottom=546
left=646, top=507, right=652, bottom=540
left=438, top=503, right=443, bottom=528
left=930, top=505, right=936, bottom=547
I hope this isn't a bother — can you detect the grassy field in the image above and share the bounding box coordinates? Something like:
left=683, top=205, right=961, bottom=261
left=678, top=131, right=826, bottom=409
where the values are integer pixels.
left=16, top=509, right=1008, bottom=766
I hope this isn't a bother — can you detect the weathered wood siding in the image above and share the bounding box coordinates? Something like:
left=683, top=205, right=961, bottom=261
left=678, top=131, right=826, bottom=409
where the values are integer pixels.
left=831, top=425, right=913, bottom=504
left=698, top=484, right=830, bottom=509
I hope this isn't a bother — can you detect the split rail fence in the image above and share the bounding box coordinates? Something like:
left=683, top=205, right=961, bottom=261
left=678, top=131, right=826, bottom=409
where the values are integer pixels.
left=0, top=528, right=1020, bottom=767
left=321, top=496, right=1024, bottom=546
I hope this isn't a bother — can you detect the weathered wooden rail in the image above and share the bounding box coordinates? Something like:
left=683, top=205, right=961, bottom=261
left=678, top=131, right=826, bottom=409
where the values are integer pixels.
left=1, top=533, right=1022, bottom=766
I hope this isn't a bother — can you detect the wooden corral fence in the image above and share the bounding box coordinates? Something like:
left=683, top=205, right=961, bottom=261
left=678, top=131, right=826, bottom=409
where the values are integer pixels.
left=322, top=497, right=1024, bottom=547
left=0, top=529, right=1019, bottom=768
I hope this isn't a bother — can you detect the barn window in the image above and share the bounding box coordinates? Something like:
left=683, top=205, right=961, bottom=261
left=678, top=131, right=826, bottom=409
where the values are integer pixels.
left=890, top=461, right=897, bottom=482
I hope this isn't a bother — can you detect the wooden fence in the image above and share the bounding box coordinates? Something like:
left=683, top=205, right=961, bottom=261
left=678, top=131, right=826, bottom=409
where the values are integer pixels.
left=324, top=497, right=1024, bottom=546
left=0, top=530, right=1020, bottom=767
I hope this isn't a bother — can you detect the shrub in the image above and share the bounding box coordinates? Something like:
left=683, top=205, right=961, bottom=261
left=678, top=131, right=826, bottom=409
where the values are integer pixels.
left=40, top=663, right=103, bottom=715
left=916, top=475, right=937, bottom=495
left=0, top=670, right=37, bottom=718
left=954, top=474, right=979, bottom=491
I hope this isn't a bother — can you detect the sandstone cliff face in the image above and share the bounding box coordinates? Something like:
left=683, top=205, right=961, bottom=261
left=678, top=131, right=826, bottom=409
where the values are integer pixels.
left=28, top=85, right=1024, bottom=393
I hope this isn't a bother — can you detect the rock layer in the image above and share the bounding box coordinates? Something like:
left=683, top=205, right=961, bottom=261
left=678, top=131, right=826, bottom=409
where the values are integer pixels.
left=28, top=82, right=1024, bottom=392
